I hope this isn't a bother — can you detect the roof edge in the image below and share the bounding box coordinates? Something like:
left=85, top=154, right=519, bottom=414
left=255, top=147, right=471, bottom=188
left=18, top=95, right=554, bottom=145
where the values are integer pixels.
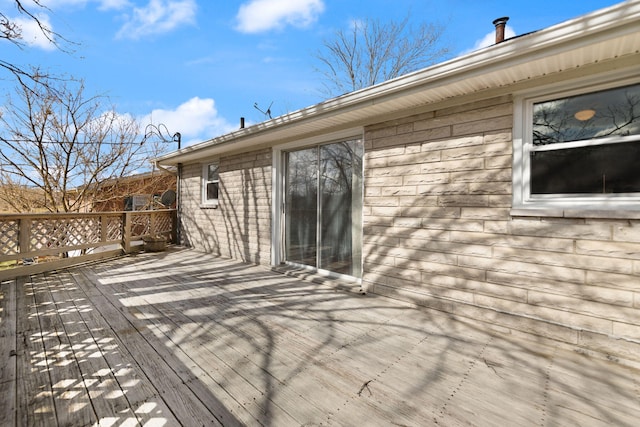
left=157, top=0, right=640, bottom=166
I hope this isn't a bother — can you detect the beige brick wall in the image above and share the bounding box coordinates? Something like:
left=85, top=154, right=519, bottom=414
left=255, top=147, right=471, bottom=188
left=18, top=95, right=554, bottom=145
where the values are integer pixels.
left=176, top=95, right=640, bottom=361
left=362, top=95, right=640, bottom=360
left=179, top=148, right=272, bottom=265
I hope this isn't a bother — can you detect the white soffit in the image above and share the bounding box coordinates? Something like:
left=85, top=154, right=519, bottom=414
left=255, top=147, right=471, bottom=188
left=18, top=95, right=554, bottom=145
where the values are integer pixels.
left=158, top=0, right=640, bottom=166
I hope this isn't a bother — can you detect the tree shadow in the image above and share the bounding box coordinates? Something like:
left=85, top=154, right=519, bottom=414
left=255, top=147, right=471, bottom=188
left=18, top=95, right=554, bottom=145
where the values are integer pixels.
left=6, top=248, right=634, bottom=426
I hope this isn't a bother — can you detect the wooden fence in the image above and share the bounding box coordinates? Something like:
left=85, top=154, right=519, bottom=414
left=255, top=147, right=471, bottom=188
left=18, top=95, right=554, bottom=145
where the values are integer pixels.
left=0, top=210, right=177, bottom=281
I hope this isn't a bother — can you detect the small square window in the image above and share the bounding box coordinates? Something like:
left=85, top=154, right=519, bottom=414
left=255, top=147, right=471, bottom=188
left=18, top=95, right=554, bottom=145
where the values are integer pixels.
left=202, top=162, right=219, bottom=207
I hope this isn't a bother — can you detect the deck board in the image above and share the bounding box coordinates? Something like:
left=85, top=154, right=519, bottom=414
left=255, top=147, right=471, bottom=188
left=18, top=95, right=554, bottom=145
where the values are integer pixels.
left=61, top=269, right=181, bottom=426
left=86, top=260, right=273, bottom=424
left=15, top=276, right=57, bottom=427
left=0, top=280, right=17, bottom=427
left=30, top=273, right=97, bottom=427
left=72, top=266, right=227, bottom=427
left=2, top=248, right=640, bottom=427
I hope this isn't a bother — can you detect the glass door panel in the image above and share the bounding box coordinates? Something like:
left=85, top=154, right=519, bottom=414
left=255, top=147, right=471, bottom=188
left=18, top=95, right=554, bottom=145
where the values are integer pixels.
left=285, top=148, right=318, bottom=266
left=319, top=141, right=362, bottom=275
left=284, top=139, right=363, bottom=277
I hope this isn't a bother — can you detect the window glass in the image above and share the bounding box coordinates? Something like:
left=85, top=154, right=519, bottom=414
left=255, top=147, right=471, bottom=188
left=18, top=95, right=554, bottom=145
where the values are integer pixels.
left=284, top=139, right=363, bottom=277
left=319, top=140, right=362, bottom=275
left=533, top=83, right=640, bottom=145
left=206, top=181, right=219, bottom=200
left=528, top=83, right=640, bottom=199
left=132, top=195, right=150, bottom=210
left=207, top=164, right=219, bottom=181
left=285, top=148, right=318, bottom=267
left=203, top=162, right=219, bottom=204
left=531, top=141, right=640, bottom=194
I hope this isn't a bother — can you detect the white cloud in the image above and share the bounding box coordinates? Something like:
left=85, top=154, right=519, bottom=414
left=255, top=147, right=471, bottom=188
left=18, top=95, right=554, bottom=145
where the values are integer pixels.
left=14, top=14, right=57, bottom=51
left=235, top=0, right=325, bottom=34
left=5, top=1, right=132, bottom=51
left=141, top=97, right=236, bottom=147
left=37, top=0, right=83, bottom=6
left=96, top=0, right=131, bottom=10
left=36, top=0, right=128, bottom=8
left=460, top=25, right=516, bottom=55
left=116, top=0, right=196, bottom=40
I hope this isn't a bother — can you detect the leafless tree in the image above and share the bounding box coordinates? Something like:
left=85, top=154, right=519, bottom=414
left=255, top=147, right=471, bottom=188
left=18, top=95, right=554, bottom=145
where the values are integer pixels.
left=1, top=1, right=71, bottom=86
left=314, top=14, right=449, bottom=97
left=0, top=76, right=164, bottom=213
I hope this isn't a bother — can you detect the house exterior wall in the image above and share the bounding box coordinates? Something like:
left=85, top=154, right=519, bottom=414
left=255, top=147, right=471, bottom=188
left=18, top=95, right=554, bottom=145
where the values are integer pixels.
left=177, top=96, right=640, bottom=361
left=179, top=148, right=272, bottom=265
left=362, top=95, right=640, bottom=360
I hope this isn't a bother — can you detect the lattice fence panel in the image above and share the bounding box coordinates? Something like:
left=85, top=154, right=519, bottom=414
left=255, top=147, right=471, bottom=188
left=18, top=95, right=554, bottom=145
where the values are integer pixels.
left=105, top=216, right=123, bottom=241
left=153, top=213, right=173, bottom=235
left=30, top=217, right=101, bottom=251
left=0, top=220, right=19, bottom=255
left=131, top=214, right=150, bottom=237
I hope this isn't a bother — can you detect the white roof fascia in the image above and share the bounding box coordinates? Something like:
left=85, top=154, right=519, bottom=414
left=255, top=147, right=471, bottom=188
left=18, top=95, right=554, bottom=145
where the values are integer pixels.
left=157, top=0, right=640, bottom=166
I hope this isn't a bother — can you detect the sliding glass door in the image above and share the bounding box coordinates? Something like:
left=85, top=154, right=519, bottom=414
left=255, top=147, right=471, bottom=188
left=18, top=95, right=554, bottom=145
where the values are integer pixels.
left=285, top=147, right=318, bottom=267
left=285, top=139, right=363, bottom=277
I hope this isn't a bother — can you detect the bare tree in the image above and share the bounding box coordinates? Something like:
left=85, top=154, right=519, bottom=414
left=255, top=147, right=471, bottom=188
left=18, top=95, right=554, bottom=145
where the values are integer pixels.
left=314, top=14, right=449, bottom=97
left=1, top=1, right=71, bottom=86
left=0, top=75, right=164, bottom=213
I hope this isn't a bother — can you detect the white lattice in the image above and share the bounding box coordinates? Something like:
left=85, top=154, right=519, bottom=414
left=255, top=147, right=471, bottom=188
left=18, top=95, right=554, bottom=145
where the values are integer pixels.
left=153, top=213, right=172, bottom=235
left=1, top=210, right=175, bottom=263
left=31, top=217, right=100, bottom=250
left=106, top=216, right=123, bottom=241
left=0, top=220, right=19, bottom=255
left=131, top=214, right=150, bottom=237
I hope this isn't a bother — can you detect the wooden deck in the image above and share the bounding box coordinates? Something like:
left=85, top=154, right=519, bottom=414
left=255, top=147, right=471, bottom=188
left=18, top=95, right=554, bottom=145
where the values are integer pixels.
left=1, top=248, right=639, bottom=426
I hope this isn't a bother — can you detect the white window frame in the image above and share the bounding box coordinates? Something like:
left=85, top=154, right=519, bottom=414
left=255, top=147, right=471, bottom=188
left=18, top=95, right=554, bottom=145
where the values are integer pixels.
left=513, top=72, right=640, bottom=214
left=201, top=162, right=219, bottom=208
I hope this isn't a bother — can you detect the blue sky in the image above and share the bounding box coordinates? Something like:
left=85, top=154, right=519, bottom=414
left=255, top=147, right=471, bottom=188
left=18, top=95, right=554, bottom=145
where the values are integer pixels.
left=1, top=0, right=623, bottom=147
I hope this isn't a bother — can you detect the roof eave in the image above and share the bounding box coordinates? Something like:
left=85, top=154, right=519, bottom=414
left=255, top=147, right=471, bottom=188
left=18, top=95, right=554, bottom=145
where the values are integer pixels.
left=157, top=0, right=640, bottom=166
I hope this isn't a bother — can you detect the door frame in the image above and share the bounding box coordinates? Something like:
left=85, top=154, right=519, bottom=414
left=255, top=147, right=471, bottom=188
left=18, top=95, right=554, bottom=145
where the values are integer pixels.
left=271, top=127, right=364, bottom=280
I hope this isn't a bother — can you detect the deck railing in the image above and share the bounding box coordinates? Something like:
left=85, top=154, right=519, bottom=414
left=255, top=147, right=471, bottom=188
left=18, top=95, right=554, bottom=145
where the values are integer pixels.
left=0, top=209, right=177, bottom=280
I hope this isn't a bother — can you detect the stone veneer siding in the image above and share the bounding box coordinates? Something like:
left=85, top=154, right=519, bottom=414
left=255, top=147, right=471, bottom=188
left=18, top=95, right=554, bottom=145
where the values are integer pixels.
left=179, top=148, right=272, bottom=265
left=362, top=95, right=640, bottom=361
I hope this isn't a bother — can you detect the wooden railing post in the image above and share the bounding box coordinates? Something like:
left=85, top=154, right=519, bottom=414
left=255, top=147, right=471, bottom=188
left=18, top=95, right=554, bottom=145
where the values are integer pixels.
left=149, top=211, right=157, bottom=236
left=171, top=209, right=178, bottom=244
left=123, top=212, right=132, bottom=253
left=100, top=215, right=107, bottom=244
left=18, top=218, right=31, bottom=256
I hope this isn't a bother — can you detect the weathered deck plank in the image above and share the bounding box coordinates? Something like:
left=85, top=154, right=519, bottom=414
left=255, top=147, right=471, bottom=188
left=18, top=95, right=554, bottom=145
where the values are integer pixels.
left=71, top=267, right=226, bottom=427
left=2, top=248, right=640, bottom=427
left=0, top=279, right=17, bottom=426
left=87, top=260, right=303, bottom=426
left=15, top=276, right=57, bottom=427
left=53, top=269, right=179, bottom=426
left=29, top=273, right=97, bottom=427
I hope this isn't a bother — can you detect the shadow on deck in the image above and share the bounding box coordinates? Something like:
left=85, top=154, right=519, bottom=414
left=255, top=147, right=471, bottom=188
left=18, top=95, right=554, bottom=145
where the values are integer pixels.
left=1, top=248, right=639, bottom=426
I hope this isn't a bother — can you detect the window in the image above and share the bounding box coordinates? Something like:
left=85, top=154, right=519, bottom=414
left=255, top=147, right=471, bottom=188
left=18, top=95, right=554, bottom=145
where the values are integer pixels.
left=202, top=162, right=219, bottom=206
left=514, top=80, right=640, bottom=212
left=124, top=195, right=151, bottom=211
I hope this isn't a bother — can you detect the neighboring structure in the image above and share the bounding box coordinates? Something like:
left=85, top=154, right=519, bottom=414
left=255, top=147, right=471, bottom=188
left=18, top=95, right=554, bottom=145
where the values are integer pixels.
left=158, top=2, right=640, bottom=362
left=90, top=170, right=177, bottom=212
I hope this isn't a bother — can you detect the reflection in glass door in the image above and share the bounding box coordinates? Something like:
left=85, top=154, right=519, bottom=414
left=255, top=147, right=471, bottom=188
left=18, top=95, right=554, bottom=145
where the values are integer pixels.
left=285, top=139, right=363, bottom=277
left=285, top=148, right=318, bottom=267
